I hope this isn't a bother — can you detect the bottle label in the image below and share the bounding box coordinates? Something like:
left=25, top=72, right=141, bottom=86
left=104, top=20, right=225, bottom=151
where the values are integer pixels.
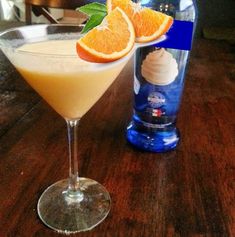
left=147, top=92, right=166, bottom=108
left=155, top=20, right=194, bottom=51
left=134, top=20, right=194, bottom=121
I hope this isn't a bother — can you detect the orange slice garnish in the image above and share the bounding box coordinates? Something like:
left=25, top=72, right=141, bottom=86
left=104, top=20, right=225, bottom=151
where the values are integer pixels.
left=76, top=7, right=135, bottom=63
left=107, top=0, right=173, bottom=43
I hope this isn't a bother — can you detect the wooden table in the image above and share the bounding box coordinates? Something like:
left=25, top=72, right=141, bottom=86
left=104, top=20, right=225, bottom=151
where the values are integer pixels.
left=0, top=32, right=235, bottom=236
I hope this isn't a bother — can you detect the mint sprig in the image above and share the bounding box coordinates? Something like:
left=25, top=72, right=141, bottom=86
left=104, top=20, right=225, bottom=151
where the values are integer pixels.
left=77, top=3, right=107, bottom=34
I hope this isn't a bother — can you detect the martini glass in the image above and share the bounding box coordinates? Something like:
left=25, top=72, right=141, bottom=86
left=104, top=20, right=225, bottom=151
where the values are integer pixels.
left=0, top=24, right=165, bottom=233
left=0, top=24, right=134, bottom=233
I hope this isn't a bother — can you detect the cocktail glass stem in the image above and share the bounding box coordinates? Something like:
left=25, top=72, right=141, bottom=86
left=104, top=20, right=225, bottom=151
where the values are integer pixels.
left=66, top=119, right=84, bottom=201
left=36, top=118, right=111, bottom=233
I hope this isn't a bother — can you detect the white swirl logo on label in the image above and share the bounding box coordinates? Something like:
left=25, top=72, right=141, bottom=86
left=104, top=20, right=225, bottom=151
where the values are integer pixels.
left=147, top=92, right=165, bottom=108
left=141, top=48, right=178, bottom=86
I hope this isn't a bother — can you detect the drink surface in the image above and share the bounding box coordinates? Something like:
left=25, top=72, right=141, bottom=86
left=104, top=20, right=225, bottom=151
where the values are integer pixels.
left=15, top=40, right=126, bottom=119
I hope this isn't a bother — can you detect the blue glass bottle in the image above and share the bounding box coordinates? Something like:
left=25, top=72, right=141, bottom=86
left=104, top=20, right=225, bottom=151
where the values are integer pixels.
left=126, top=0, right=197, bottom=152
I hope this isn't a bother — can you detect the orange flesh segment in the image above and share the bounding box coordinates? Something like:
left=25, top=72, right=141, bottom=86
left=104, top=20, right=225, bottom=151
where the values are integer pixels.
left=77, top=7, right=135, bottom=62
left=107, top=0, right=173, bottom=42
left=80, top=11, right=131, bottom=54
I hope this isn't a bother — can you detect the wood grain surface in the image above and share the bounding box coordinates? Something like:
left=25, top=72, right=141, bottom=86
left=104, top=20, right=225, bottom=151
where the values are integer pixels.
left=0, top=37, right=234, bottom=237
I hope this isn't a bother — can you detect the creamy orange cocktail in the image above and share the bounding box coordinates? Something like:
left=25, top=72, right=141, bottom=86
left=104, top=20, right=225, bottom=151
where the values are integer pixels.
left=16, top=40, right=127, bottom=119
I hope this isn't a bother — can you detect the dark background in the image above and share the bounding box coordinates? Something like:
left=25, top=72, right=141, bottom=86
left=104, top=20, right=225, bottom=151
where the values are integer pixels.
left=196, top=0, right=235, bottom=35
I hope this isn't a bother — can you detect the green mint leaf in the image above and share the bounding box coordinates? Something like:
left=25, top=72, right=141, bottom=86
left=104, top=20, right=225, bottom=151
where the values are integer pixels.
left=77, top=3, right=107, bottom=17
left=81, top=14, right=104, bottom=34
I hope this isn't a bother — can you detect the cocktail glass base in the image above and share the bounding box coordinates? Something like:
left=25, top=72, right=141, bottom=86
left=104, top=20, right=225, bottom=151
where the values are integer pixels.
left=37, top=178, right=111, bottom=234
